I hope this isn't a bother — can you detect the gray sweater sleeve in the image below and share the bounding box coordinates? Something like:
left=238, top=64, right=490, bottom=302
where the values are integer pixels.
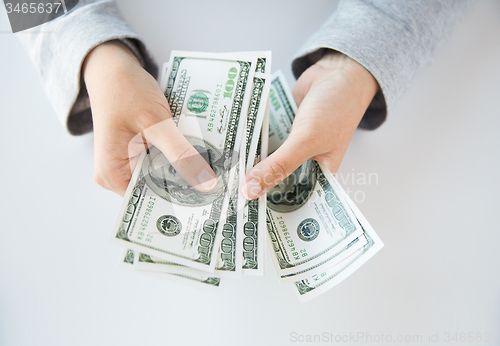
left=17, top=0, right=158, bottom=135
left=292, top=0, right=472, bottom=130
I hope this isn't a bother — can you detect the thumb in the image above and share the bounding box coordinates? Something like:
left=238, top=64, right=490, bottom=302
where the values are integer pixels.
left=240, top=135, right=311, bottom=200
left=142, top=119, right=218, bottom=192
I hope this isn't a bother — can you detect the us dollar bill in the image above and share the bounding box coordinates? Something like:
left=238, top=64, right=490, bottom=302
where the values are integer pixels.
left=293, top=181, right=384, bottom=302
left=110, top=52, right=257, bottom=272
left=268, top=70, right=295, bottom=155
left=214, top=71, right=270, bottom=277
left=242, top=74, right=271, bottom=170
left=278, top=228, right=368, bottom=283
left=120, top=249, right=221, bottom=287
left=266, top=161, right=364, bottom=276
left=277, top=163, right=369, bottom=284
left=266, top=71, right=383, bottom=299
left=156, top=61, right=242, bottom=278
left=156, top=57, right=271, bottom=278
left=265, top=71, right=365, bottom=277
left=133, top=251, right=212, bottom=277
left=239, top=74, right=270, bottom=275
left=204, top=56, right=271, bottom=276
left=240, top=105, right=269, bottom=275
left=214, top=155, right=242, bottom=277
left=221, top=51, right=271, bottom=74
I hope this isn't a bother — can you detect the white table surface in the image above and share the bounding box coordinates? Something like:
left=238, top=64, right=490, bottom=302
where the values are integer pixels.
left=1, top=1, right=499, bottom=345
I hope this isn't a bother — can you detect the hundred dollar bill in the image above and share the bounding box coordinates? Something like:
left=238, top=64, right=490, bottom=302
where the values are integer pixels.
left=169, top=273, right=221, bottom=287
left=214, top=155, right=242, bottom=277
left=214, top=73, right=270, bottom=277
left=120, top=248, right=137, bottom=271
left=266, top=71, right=382, bottom=296
left=216, top=51, right=271, bottom=277
left=160, top=51, right=270, bottom=94
left=240, top=106, right=269, bottom=275
left=120, top=249, right=221, bottom=287
left=111, top=52, right=257, bottom=272
left=276, top=161, right=369, bottom=284
left=238, top=74, right=270, bottom=275
left=161, top=64, right=241, bottom=278
left=293, top=182, right=384, bottom=302
left=159, top=58, right=271, bottom=277
left=266, top=161, right=364, bottom=276
left=266, top=72, right=366, bottom=283
left=278, top=230, right=368, bottom=283
left=200, top=56, right=271, bottom=276
left=242, top=73, right=271, bottom=169
left=265, top=72, right=364, bottom=277
left=198, top=60, right=270, bottom=277
left=267, top=70, right=295, bottom=155
left=134, top=252, right=222, bottom=287
left=221, top=51, right=271, bottom=74
left=133, top=252, right=212, bottom=277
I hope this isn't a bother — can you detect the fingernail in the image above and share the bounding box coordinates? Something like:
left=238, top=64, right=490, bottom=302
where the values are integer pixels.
left=197, top=169, right=217, bottom=191
left=242, top=179, right=262, bottom=200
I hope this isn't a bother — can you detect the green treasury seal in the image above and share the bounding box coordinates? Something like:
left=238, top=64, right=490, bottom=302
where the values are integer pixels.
left=187, top=91, right=209, bottom=114
left=157, top=215, right=182, bottom=236
left=297, top=218, right=320, bottom=242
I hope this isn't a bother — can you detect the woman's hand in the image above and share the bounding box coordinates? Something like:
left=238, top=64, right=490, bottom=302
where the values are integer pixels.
left=83, top=41, right=217, bottom=196
left=241, top=51, right=379, bottom=199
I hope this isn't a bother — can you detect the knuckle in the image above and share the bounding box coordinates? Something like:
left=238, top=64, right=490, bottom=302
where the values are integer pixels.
left=135, top=114, right=160, bottom=134
left=172, top=144, right=194, bottom=164
left=268, top=160, right=288, bottom=181
left=134, top=108, right=169, bottom=134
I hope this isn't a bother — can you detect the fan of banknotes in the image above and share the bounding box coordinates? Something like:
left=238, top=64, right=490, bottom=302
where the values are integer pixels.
left=110, top=51, right=383, bottom=302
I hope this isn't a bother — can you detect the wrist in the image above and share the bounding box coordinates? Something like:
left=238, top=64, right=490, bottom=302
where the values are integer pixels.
left=317, top=50, right=379, bottom=109
left=83, top=41, right=141, bottom=89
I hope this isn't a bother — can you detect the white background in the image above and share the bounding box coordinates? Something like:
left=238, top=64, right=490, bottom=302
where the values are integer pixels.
left=1, top=1, right=499, bottom=345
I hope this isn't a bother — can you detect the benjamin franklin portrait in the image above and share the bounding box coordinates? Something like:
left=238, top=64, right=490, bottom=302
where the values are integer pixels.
left=142, top=137, right=226, bottom=206
left=267, top=159, right=317, bottom=213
